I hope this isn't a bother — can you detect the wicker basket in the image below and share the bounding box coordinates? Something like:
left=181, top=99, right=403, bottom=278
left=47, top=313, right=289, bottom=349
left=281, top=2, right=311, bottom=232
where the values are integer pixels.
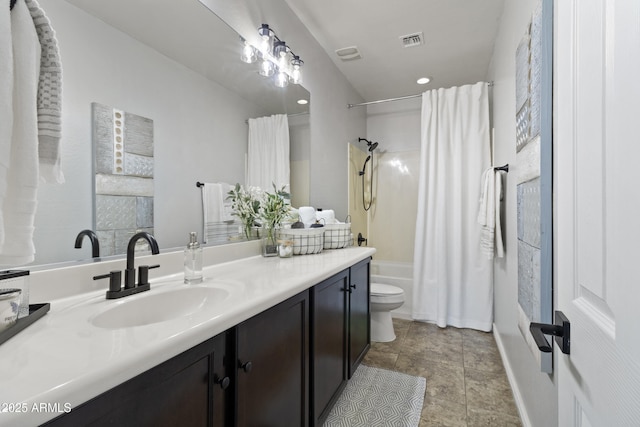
left=278, top=228, right=324, bottom=255
left=323, top=223, right=352, bottom=249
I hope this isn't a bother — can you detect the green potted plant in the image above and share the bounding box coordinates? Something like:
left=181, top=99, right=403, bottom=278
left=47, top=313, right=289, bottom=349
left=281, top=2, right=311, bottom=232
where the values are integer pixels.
left=259, top=184, right=291, bottom=257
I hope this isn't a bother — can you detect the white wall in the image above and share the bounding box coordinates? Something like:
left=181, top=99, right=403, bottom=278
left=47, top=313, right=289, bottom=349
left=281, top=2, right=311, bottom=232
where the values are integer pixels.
left=366, top=98, right=421, bottom=152
left=364, top=100, right=421, bottom=264
left=488, top=1, right=558, bottom=426
left=34, top=0, right=267, bottom=265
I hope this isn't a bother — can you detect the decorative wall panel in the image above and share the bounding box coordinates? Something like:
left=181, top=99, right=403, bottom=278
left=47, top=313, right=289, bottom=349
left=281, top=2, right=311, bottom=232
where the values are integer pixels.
left=92, top=103, right=154, bottom=256
left=515, top=0, right=554, bottom=373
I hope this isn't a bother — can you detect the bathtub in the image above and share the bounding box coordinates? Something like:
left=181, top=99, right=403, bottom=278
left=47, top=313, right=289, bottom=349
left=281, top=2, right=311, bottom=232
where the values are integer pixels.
left=370, top=260, right=413, bottom=319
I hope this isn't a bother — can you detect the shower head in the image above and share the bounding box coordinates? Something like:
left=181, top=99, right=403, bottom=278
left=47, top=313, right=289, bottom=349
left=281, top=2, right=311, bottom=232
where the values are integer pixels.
left=358, top=137, right=372, bottom=145
left=368, top=142, right=378, bottom=152
left=359, top=155, right=371, bottom=176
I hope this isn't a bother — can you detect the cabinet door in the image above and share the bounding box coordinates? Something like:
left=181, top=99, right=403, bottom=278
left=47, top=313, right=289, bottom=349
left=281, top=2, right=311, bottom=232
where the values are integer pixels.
left=311, top=270, right=348, bottom=426
left=43, top=335, right=225, bottom=427
left=212, top=330, right=234, bottom=427
left=348, top=257, right=371, bottom=378
left=236, top=290, right=309, bottom=427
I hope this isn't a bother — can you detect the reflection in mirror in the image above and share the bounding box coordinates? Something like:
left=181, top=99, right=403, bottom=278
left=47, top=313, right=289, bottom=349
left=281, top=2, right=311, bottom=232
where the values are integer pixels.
left=92, top=103, right=155, bottom=257
left=27, top=0, right=310, bottom=267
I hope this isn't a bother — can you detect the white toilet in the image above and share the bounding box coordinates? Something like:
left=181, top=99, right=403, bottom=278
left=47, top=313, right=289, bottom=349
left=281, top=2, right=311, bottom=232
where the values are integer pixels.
left=370, top=283, right=405, bottom=342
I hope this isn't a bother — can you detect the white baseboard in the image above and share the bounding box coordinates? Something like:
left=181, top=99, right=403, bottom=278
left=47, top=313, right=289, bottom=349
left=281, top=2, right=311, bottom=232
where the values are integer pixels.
left=493, top=323, right=532, bottom=427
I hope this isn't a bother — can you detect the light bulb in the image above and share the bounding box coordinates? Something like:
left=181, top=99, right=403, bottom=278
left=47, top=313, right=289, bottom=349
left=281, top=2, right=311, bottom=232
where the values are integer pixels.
left=241, top=42, right=256, bottom=64
left=290, top=56, right=303, bottom=85
left=291, top=66, right=302, bottom=84
left=278, top=54, right=289, bottom=72
left=258, top=24, right=273, bottom=55
left=275, top=70, right=289, bottom=88
left=259, top=59, right=275, bottom=77
left=260, top=37, right=271, bottom=54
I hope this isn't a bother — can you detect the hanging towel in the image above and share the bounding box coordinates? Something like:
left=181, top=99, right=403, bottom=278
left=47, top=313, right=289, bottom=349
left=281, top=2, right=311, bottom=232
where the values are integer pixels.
left=25, top=0, right=64, bottom=184
left=477, top=167, right=506, bottom=259
left=477, top=167, right=496, bottom=258
left=202, top=183, right=234, bottom=224
left=0, top=0, right=14, bottom=249
left=202, top=182, right=235, bottom=244
left=0, top=0, right=40, bottom=266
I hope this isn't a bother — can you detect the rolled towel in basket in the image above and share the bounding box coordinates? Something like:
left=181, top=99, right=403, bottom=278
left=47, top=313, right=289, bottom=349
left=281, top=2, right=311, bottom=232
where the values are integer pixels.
left=316, top=209, right=337, bottom=225
left=298, top=206, right=316, bottom=228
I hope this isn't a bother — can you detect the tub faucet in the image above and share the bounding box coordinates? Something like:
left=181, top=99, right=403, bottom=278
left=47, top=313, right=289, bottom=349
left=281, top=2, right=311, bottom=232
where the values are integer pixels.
left=124, top=232, right=160, bottom=289
left=74, top=229, right=100, bottom=258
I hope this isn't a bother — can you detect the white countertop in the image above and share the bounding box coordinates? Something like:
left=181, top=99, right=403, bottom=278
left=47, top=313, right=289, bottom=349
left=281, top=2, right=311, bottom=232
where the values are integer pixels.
left=0, top=247, right=375, bottom=426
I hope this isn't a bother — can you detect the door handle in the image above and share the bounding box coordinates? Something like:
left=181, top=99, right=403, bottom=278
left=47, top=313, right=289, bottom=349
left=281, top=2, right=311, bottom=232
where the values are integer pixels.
left=529, top=310, right=570, bottom=355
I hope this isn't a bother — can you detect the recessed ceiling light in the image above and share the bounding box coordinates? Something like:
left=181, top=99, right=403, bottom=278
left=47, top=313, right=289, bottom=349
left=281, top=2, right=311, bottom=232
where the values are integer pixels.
left=417, top=77, right=431, bottom=85
left=297, top=99, right=308, bottom=105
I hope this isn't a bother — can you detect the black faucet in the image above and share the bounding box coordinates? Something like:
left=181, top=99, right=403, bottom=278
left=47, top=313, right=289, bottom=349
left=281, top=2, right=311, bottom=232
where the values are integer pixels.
left=124, top=231, right=160, bottom=289
left=74, top=229, right=100, bottom=258
left=93, top=231, right=160, bottom=299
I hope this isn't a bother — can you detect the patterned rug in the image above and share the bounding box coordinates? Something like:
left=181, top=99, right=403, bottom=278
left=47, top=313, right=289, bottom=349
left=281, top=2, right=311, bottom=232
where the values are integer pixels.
left=323, top=365, right=426, bottom=427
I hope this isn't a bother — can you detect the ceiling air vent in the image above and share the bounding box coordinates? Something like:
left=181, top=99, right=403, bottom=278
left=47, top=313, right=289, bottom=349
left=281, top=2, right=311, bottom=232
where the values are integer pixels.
left=335, top=46, right=362, bottom=61
left=400, top=32, right=424, bottom=48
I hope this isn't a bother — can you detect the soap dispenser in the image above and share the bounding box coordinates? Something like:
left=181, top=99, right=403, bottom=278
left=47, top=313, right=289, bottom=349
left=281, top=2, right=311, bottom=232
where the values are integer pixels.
left=184, top=232, right=203, bottom=284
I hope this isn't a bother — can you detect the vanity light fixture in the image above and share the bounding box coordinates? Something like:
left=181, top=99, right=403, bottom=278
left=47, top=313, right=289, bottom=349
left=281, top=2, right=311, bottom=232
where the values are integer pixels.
left=291, top=55, right=304, bottom=85
left=258, top=24, right=274, bottom=55
left=242, top=23, right=304, bottom=88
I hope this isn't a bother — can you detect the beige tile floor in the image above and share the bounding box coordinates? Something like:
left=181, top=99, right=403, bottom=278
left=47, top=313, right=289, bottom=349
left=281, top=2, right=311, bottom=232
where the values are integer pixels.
left=363, top=319, right=522, bottom=427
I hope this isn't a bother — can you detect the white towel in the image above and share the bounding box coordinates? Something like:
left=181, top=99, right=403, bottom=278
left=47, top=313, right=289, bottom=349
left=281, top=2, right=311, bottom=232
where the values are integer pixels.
left=316, top=209, right=337, bottom=225
left=477, top=167, right=496, bottom=259
left=0, top=0, right=14, bottom=249
left=298, top=206, right=316, bottom=228
left=0, top=0, right=40, bottom=266
left=26, top=0, right=64, bottom=184
left=202, top=183, right=234, bottom=224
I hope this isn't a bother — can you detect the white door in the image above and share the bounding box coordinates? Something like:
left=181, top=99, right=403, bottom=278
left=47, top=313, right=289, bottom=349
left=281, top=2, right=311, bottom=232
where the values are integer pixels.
left=556, top=0, right=640, bottom=425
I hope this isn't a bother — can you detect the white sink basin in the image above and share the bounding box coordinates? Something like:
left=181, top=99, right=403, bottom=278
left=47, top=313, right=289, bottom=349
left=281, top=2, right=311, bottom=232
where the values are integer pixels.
left=91, top=286, right=229, bottom=329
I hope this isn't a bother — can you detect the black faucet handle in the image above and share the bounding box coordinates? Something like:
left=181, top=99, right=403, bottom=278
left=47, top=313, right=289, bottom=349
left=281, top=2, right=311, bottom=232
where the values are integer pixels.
left=137, top=264, right=160, bottom=287
left=94, top=270, right=122, bottom=294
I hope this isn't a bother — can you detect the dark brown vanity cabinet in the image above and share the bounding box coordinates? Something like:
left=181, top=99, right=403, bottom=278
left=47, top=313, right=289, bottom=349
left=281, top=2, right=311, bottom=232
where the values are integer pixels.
left=311, top=257, right=371, bottom=426
left=311, top=270, right=349, bottom=426
left=43, top=331, right=233, bottom=427
left=348, top=258, right=371, bottom=378
left=236, top=290, right=309, bottom=427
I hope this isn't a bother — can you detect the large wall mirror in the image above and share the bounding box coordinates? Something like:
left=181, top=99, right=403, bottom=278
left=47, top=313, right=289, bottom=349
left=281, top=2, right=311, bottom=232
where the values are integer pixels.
left=30, top=0, right=310, bottom=266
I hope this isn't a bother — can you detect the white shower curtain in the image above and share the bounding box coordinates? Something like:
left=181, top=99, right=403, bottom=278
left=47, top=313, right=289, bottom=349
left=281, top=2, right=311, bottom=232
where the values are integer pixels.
left=246, top=114, right=290, bottom=193
left=412, top=82, right=493, bottom=331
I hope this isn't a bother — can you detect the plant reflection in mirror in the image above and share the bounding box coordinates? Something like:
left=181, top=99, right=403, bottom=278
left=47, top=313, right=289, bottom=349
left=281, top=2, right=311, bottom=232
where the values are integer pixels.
left=227, top=184, right=262, bottom=240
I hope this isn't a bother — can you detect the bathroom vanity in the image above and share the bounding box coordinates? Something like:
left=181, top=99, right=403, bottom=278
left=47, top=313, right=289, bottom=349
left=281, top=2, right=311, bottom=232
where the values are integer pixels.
left=0, top=244, right=374, bottom=427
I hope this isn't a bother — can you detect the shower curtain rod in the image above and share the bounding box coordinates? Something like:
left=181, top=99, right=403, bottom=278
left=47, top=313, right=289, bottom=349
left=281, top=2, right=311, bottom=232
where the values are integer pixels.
left=347, top=81, right=494, bottom=109
left=244, top=111, right=308, bottom=124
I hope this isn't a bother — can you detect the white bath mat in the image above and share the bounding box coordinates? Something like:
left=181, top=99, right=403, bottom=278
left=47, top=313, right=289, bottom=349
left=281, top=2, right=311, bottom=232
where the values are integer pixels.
left=323, top=365, right=426, bottom=427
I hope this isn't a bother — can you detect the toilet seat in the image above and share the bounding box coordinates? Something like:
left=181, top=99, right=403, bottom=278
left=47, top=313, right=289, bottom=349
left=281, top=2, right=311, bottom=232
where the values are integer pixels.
left=370, top=283, right=404, bottom=304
